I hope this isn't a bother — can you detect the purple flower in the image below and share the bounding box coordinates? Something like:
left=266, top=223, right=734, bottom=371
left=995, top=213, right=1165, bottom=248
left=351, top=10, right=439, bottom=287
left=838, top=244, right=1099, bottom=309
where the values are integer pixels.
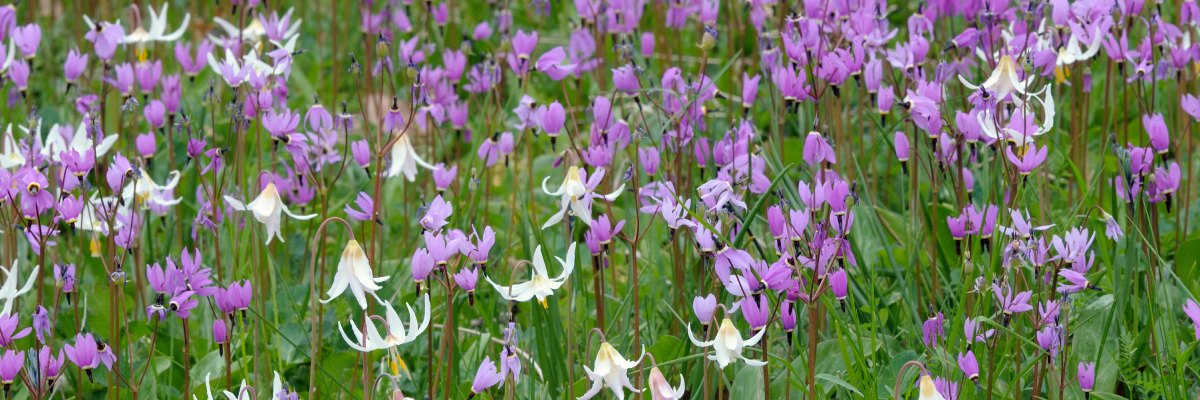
left=1078, top=361, right=1095, bottom=392
left=433, top=164, right=457, bottom=192
left=351, top=139, right=371, bottom=169
left=168, top=290, right=199, bottom=319
left=64, top=48, right=88, bottom=83
left=454, top=267, right=479, bottom=293
left=421, top=195, right=452, bottom=232
left=830, top=269, right=848, bottom=302
left=612, top=64, right=640, bottom=94
left=54, top=264, right=76, bottom=294
left=1036, top=326, right=1063, bottom=358
left=511, top=30, right=538, bottom=63
left=84, top=20, right=125, bottom=60
left=957, top=351, right=980, bottom=382
left=0, top=313, right=30, bottom=347
left=9, top=59, right=28, bottom=91
left=344, top=191, right=374, bottom=222
left=39, top=346, right=64, bottom=383
left=213, top=318, right=228, bottom=345
left=994, top=284, right=1034, bottom=316
left=693, top=294, right=717, bottom=325
left=1184, top=299, right=1200, bottom=340
left=136, top=133, right=157, bottom=159
left=1142, top=113, right=1169, bottom=154
left=780, top=300, right=796, bottom=333
left=411, top=248, right=436, bottom=288
left=1183, top=94, right=1200, bottom=122
left=134, top=60, right=162, bottom=93
left=922, top=312, right=945, bottom=348
left=802, top=131, right=836, bottom=167
left=32, top=306, right=50, bottom=342
left=540, top=101, right=566, bottom=137
left=894, top=131, right=910, bottom=167
left=640, top=32, right=655, bottom=58
left=1006, top=144, right=1049, bottom=175
left=741, top=295, right=769, bottom=330
left=13, top=24, right=40, bottom=58
left=175, top=40, right=214, bottom=77
left=0, top=349, right=22, bottom=385
left=144, top=99, right=166, bottom=129
left=471, top=356, right=504, bottom=394
left=1057, top=269, right=1092, bottom=294
left=535, top=46, right=575, bottom=81
left=64, top=333, right=100, bottom=372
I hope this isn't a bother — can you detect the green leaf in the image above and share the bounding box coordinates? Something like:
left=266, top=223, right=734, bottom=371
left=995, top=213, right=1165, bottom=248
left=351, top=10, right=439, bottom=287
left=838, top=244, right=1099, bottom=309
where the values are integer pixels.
left=816, top=373, right=863, bottom=396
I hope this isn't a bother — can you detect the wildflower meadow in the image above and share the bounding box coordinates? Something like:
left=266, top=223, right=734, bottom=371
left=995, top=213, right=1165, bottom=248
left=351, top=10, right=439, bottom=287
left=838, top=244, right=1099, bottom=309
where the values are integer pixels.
left=0, top=0, right=1198, bottom=399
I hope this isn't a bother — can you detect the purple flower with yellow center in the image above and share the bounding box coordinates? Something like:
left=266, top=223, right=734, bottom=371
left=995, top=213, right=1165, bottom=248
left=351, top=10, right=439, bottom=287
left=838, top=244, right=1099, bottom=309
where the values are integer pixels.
left=470, top=356, right=504, bottom=395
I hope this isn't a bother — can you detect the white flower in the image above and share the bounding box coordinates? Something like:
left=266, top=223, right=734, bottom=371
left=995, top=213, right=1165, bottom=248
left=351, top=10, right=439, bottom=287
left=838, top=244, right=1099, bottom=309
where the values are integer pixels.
left=223, top=182, right=316, bottom=244
left=338, top=294, right=431, bottom=352
left=1052, top=28, right=1103, bottom=82
left=579, top=342, right=643, bottom=400
left=206, top=48, right=275, bottom=86
left=687, top=318, right=766, bottom=369
left=120, top=170, right=182, bottom=210
left=208, top=18, right=267, bottom=45
left=385, top=135, right=436, bottom=182
left=976, top=89, right=1055, bottom=146
left=123, top=3, right=189, bottom=44
left=0, top=39, right=13, bottom=74
left=41, top=122, right=119, bottom=163
left=75, top=196, right=116, bottom=234
left=322, top=239, right=389, bottom=309
left=0, top=124, right=23, bottom=169
left=197, top=373, right=250, bottom=400
left=540, top=166, right=623, bottom=229
left=0, top=260, right=37, bottom=317
left=958, top=55, right=1035, bottom=104
left=647, top=366, right=686, bottom=400
left=486, top=243, right=576, bottom=308
left=918, top=374, right=946, bottom=400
